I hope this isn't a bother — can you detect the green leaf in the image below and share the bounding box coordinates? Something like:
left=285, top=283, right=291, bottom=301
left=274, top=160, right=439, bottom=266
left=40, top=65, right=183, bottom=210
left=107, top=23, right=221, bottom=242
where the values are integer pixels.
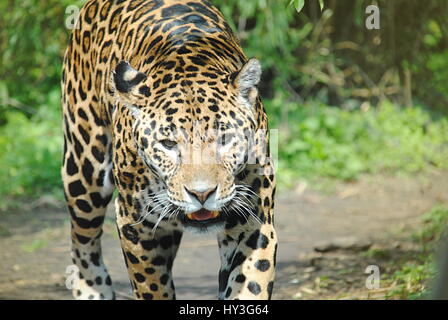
left=319, top=0, right=324, bottom=11
left=290, top=0, right=305, bottom=13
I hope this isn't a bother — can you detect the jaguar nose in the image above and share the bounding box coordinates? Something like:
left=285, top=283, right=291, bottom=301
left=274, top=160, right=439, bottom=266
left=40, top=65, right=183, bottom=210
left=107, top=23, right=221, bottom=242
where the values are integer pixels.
left=185, top=186, right=217, bottom=204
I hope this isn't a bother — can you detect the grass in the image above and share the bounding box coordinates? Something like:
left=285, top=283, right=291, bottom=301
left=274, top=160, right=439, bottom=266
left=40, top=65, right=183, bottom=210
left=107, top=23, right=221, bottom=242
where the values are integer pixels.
left=21, top=239, right=48, bottom=253
left=382, top=205, right=448, bottom=299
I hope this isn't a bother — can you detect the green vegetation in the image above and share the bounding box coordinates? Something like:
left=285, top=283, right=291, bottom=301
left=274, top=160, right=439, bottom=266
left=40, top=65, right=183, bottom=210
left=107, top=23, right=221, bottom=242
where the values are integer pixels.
left=357, top=205, right=448, bottom=300
left=383, top=206, right=448, bottom=299
left=274, top=100, right=448, bottom=187
left=0, top=0, right=83, bottom=122
left=0, top=90, right=63, bottom=209
left=21, top=239, right=48, bottom=253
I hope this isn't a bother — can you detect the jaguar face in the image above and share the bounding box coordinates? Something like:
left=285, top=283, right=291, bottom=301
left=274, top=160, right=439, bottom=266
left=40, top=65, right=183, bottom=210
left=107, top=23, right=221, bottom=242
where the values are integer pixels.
left=112, top=59, right=262, bottom=231
left=136, top=119, right=253, bottom=231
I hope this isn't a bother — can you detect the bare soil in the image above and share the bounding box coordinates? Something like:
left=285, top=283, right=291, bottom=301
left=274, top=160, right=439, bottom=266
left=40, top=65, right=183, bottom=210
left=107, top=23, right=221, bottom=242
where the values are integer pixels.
left=1, top=170, right=447, bottom=300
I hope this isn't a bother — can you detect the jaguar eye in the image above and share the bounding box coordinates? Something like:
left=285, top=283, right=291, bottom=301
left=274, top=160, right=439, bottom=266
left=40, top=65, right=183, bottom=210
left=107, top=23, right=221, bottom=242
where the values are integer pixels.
left=218, top=133, right=236, bottom=146
left=160, top=139, right=177, bottom=150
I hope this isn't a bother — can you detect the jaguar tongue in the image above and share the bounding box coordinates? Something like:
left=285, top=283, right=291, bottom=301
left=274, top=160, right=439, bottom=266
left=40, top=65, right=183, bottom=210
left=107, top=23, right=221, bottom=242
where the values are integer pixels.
left=188, top=209, right=218, bottom=221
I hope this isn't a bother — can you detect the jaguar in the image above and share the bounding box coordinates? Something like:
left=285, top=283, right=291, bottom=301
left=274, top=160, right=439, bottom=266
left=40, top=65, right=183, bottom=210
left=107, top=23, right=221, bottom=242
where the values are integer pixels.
left=61, top=0, right=277, bottom=300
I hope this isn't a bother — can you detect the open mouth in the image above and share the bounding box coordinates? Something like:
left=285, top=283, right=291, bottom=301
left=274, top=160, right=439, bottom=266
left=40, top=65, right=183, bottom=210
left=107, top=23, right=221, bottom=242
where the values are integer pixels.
left=181, top=209, right=224, bottom=227
left=186, top=209, right=219, bottom=221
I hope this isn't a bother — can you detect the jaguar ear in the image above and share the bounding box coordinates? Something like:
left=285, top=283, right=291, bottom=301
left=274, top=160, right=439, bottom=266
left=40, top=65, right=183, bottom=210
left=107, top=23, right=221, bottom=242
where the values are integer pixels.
left=232, top=58, right=262, bottom=107
left=111, top=61, right=151, bottom=105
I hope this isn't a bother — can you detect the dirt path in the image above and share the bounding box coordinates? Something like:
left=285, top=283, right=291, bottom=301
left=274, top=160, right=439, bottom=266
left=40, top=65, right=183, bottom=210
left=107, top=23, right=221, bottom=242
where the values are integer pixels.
left=1, top=171, right=447, bottom=300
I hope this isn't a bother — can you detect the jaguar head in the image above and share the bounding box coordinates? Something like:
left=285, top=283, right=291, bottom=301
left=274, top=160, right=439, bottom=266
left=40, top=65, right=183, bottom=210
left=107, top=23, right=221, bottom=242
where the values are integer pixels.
left=112, top=59, right=264, bottom=232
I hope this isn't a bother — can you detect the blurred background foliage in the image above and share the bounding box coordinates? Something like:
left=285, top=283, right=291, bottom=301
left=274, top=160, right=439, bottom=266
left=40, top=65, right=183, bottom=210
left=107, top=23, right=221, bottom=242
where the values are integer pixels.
left=0, top=0, right=447, bottom=208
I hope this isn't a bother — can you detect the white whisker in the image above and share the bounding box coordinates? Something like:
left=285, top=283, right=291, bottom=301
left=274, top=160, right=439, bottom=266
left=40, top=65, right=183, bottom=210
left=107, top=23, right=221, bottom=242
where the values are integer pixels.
left=152, top=204, right=172, bottom=233
left=231, top=186, right=263, bottom=225
left=131, top=189, right=172, bottom=226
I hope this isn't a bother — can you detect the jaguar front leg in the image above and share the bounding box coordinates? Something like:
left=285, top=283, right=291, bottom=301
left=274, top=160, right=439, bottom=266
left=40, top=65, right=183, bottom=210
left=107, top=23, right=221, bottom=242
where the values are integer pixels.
left=62, top=149, right=116, bottom=300
left=218, top=222, right=277, bottom=300
left=116, top=198, right=183, bottom=300
left=218, top=171, right=277, bottom=300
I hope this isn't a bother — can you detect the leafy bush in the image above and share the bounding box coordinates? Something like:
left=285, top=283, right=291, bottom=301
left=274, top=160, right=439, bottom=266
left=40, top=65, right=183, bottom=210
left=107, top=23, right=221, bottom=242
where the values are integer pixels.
left=0, top=0, right=82, bottom=121
left=273, top=100, right=448, bottom=187
left=0, top=89, right=62, bottom=209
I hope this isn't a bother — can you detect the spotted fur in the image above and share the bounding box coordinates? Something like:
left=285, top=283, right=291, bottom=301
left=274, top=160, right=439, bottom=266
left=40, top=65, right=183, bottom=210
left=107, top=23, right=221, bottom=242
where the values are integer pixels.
left=61, top=0, right=277, bottom=300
